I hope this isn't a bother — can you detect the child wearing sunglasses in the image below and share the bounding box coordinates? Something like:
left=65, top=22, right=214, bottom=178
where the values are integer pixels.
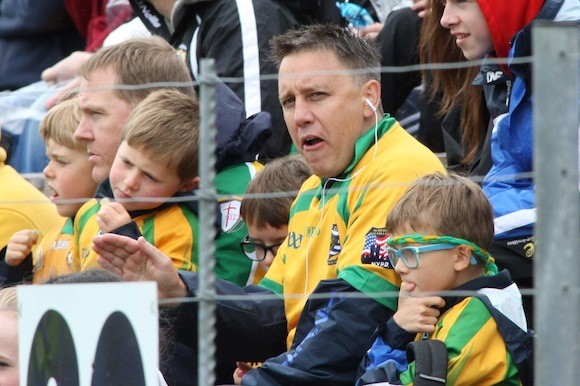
left=357, top=172, right=532, bottom=385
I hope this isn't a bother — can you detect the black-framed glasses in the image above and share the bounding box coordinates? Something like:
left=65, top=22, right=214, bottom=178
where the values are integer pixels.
left=239, top=235, right=283, bottom=262
left=386, top=243, right=457, bottom=269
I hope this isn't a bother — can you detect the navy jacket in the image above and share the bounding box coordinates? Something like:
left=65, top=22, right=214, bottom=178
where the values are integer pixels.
left=0, top=0, right=84, bottom=90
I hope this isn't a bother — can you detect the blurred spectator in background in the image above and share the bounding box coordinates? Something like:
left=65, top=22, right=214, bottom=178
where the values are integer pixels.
left=0, top=0, right=84, bottom=91
left=0, top=0, right=134, bottom=174
left=0, top=128, right=63, bottom=266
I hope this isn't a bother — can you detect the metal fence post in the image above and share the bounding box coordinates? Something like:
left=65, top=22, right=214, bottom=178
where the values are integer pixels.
left=533, top=22, right=580, bottom=384
left=198, top=58, right=218, bottom=386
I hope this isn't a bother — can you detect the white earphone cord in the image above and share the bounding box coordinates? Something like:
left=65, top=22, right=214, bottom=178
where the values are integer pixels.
left=303, top=101, right=380, bottom=293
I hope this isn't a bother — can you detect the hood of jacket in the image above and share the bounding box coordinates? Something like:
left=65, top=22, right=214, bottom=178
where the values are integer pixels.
left=476, top=0, right=544, bottom=61
left=477, top=0, right=551, bottom=58
left=479, top=0, right=580, bottom=62
left=212, top=81, right=272, bottom=171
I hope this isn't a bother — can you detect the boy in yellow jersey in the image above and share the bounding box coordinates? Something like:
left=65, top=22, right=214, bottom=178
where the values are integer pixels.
left=357, top=173, right=532, bottom=386
left=2, top=98, right=97, bottom=284
left=75, top=89, right=200, bottom=272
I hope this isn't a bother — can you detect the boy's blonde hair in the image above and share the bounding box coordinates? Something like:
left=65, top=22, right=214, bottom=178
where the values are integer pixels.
left=79, top=36, right=195, bottom=106
left=387, top=172, right=494, bottom=250
left=39, top=98, right=84, bottom=151
left=122, top=89, right=200, bottom=181
left=240, top=155, right=311, bottom=228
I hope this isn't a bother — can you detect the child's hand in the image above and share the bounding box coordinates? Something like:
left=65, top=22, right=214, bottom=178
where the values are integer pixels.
left=233, top=361, right=253, bottom=385
left=5, top=229, right=39, bottom=266
left=393, top=281, right=445, bottom=333
left=96, top=198, right=132, bottom=233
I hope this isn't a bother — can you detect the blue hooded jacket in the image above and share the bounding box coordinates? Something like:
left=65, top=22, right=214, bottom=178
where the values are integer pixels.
left=480, top=0, right=580, bottom=239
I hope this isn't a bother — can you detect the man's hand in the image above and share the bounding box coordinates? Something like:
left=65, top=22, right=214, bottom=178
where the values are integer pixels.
left=5, top=230, right=39, bottom=266
left=93, top=234, right=188, bottom=300
left=44, top=77, right=81, bottom=110
left=392, top=281, right=445, bottom=333
left=96, top=198, right=132, bottom=233
left=42, top=51, right=93, bottom=86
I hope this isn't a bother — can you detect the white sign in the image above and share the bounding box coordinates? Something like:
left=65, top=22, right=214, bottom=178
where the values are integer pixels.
left=18, top=282, right=159, bottom=386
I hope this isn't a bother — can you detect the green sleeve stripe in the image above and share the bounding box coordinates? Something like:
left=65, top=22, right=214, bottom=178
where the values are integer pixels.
left=338, top=265, right=399, bottom=311
left=291, top=186, right=319, bottom=214
left=353, top=183, right=369, bottom=214
left=400, top=362, right=415, bottom=385
left=77, top=202, right=100, bottom=234
left=141, top=214, right=155, bottom=245
left=444, top=298, right=491, bottom=355
left=259, top=277, right=284, bottom=296
left=62, top=217, right=74, bottom=235
left=336, top=181, right=351, bottom=222
left=181, top=205, right=199, bottom=268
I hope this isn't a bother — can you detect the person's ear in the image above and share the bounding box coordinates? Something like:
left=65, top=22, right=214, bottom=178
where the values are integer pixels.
left=179, top=176, right=200, bottom=192
left=361, top=79, right=381, bottom=119
left=453, top=245, right=474, bottom=271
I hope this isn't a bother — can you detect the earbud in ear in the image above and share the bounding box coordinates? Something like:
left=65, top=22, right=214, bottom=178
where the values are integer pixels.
left=365, top=98, right=376, bottom=112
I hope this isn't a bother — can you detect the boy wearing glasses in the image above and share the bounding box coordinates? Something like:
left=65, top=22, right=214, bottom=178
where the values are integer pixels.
left=239, top=155, right=311, bottom=285
left=357, top=172, right=532, bottom=385
left=234, top=154, right=311, bottom=382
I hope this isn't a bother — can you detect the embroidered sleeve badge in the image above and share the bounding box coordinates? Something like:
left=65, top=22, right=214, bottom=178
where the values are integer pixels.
left=361, top=227, right=392, bottom=268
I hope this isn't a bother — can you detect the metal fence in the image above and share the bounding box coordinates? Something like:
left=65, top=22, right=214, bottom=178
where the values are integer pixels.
left=533, top=22, right=580, bottom=385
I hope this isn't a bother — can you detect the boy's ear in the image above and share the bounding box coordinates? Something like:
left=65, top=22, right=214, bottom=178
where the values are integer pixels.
left=179, top=176, right=200, bottom=192
left=453, top=245, right=474, bottom=272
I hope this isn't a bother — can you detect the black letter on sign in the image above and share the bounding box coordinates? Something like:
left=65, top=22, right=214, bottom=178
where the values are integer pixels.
left=91, top=311, right=146, bottom=386
left=27, top=309, right=80, bottom=386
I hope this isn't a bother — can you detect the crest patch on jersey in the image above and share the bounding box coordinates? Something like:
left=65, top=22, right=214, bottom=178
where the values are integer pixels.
left=327, top=224, right=341, bottom=265
left=360, top=227, right=392, bottom=268
left=220, top=200, right=243, bottom=233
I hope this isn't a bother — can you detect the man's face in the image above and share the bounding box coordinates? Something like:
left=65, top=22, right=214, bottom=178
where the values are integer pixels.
left=75, top=68, right=133, bottom=183
left=278, top=50, right=370, bottom=178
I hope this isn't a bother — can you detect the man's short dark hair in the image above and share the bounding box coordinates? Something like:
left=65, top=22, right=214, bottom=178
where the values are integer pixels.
left=269, top=23, right=381, bottom=85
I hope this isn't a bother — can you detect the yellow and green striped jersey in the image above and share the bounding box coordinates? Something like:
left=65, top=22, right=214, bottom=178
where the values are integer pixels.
left=401, top=297, right=521, bottom=385
left=32, top=217, right=79, bottom=283
left=75, top=199, right=198, bottom=272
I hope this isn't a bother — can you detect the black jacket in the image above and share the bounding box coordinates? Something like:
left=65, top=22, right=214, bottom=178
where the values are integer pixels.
left=175, top=274, right=391, bottom=385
